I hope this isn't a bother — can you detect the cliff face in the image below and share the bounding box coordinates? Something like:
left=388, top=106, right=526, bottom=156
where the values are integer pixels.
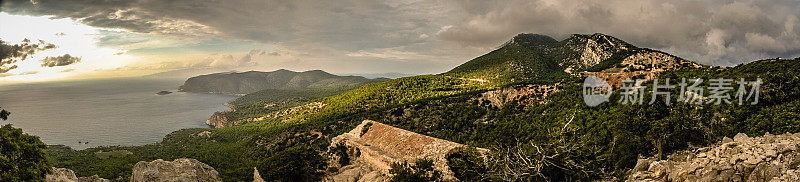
left=178, top=69, right=375, bottom=94
left=560, top=33, right=634, bottom=72
left=628, top=133, right=800, bottom=181
left=131, top=158, right=222, bottom=182
left=325, top=120, right=488, bottom=182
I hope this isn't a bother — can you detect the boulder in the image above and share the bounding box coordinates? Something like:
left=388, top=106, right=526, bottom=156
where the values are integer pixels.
left=130, top=158, right=221, bottom=182
left=46, top=167, right=109, bottom=182
left=633, top=158, right=654, bottom=171
left=734, top=133, right=751, bottom=143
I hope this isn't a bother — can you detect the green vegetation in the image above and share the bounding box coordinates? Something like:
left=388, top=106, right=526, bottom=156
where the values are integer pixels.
left=94, top=150, right=132, bottom=159
left=222, top=88, right=355, bottom=122
left=0, top=108, right=9, bottom=120
left=585, top=49, right=636, bottom=72
left=45, top=74, right=496, bottom=181
left=357, top=58, right=800, bottom=180
left=47, top=122, right=327, bottom=181
left=389, top=159, right=443, bottom=182
left=44, top=84, right=361, bottom=181
left=255, top=144, right=326, bottom=181
left=445, top=41, right=568, bottom=84
left=41, top=32, right=800, bottom=181
left=360, top=122, right=372, bottom=136
left=330, top=142, right=350, bottom=167
left=446, top=148, right=486, bottom=181
left=0, top=109, right=51, bottom=182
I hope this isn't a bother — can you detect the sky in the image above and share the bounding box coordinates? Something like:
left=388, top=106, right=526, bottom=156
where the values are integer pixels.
left=1, top=0, right=799, bottom=83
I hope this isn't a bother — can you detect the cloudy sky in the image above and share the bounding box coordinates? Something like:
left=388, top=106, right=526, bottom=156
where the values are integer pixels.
left=1, top=0, right=799, bottom=83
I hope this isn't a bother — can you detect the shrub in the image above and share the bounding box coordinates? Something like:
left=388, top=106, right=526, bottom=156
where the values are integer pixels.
left=389, top=159, right=443, bottom=182
left=446, top=148, right=487, bottom=181
left=0, top=124, right=51, bottom=181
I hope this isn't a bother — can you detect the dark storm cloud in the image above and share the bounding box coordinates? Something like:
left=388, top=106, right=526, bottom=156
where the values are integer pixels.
left=2, top=0, right=215, bottom=35
left=0, top=39, right=57, bottom=61
left=40, top=54, right=81, bottom=67
left=439, top=0, right=800, bottom=66
left=0, top=38, right=57, bottom=73
left=3, top=0, right=799, bottom=68
left=1, top=0, right=438, bottom=51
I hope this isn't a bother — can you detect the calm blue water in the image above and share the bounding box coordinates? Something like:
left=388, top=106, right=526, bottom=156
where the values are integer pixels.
left=0, top=78, right=236, bottom=150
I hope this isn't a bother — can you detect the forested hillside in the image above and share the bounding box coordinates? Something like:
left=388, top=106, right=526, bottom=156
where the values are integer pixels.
left=46, top=34, right=800, bottom=181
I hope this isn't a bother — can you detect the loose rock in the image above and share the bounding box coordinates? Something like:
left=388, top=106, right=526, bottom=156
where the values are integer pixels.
left=628, top=133, right=800, bottom=182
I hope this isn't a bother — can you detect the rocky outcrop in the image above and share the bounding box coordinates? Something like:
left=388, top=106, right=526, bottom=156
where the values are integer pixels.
left=479, top=83, right=560, bottom=108
left=619, top=51, right=701, bottom=71
left=561, top=33, right=634, bottom=72
left=584, top=50, right=704, bottom=87
left=205, top=112, right=241, bottom=128
left=207, top=101, right=327, bottom=128
left=131, top=158, right=222, bottom=182
left=327, top=163, right=391, bottom=182
left=263, top=101, right=326, bottom=120
left=627, top=133, right=800, bottom=182
left=46, top=167, right=109, bottom=182
left=584, top=70, right=658, bottom=88
left=325, top=120, right=488, bottom=182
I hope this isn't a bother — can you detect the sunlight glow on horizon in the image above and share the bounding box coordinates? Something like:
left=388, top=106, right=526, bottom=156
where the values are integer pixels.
left=0, top=13, right=141, bottom=83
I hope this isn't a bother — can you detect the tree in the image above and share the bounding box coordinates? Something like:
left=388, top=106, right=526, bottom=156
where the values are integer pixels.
left=0, top=107, right=9, bottom=121
left=0, top=108, right=51, bottom=181
left=389, top=159, right=443, bottom=182
left=256, top=144, right=325, bottom=181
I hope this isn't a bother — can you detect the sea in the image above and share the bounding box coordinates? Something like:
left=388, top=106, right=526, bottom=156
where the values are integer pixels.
left=0, top=78, right=237, bottom=150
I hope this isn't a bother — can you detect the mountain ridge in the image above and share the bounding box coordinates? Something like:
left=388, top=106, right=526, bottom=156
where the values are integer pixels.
left=178, top=69, right=384, bottom=94
left=446, top=33, right=699, bottom=84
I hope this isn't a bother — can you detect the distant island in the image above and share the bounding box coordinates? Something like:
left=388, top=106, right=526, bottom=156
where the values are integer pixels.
left=156, top=91, right=172, bottom=95
left=178, top=69, right=387, bottom=94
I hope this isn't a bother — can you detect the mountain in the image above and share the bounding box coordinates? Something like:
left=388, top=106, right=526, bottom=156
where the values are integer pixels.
left=445, top=33, right=702, bottom=84
left=47, top=33, right=800, bottom=181
left=178, top=69, right=385, bottom=94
